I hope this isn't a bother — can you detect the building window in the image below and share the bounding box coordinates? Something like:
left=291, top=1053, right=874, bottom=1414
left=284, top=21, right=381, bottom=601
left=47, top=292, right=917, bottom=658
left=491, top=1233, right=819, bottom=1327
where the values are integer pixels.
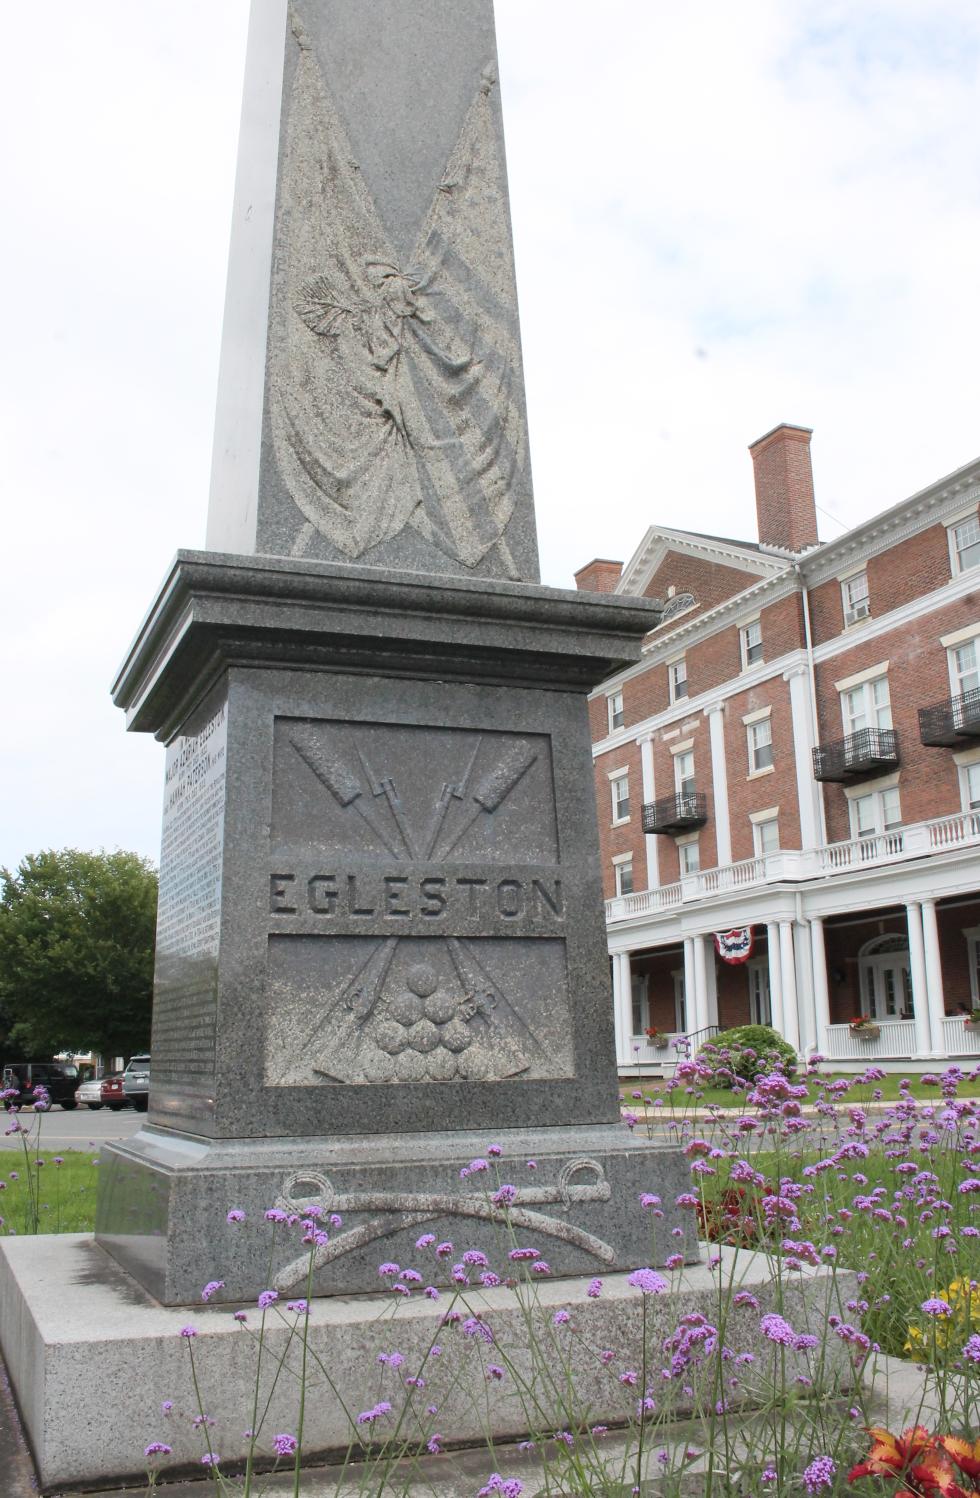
left=841, top=676, right=891, bottom=736
left=674, top=749, right=695, bottom=796
left=842, top=572, right=871, bottom=626
left=610, top=772, right=630, bottom=824
left=949, top=639, right=980, bottom=697
left=959, top=759, right=980, bottom=813
left=668, top=658, right=688, bottom=702
left=741, top=619, right=763, bottom=668
left=747, top=717, right=774, bottom=774
left=678, top=837, right=700, bottom=875
left=607, top=690, right=624, bottom=732
left=614, top=856, right=634, bottom=896
left=752, top=815, right=780, bottom=856
left=630, top=972, right=649, bottom=1034
left=849, top=784, right=902, bottom=839
left=950, top=513, right=980, bottom=575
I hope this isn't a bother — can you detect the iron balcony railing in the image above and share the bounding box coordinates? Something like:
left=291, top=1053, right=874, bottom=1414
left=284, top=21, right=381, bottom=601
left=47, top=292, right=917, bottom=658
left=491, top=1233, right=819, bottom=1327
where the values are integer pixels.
left=919, top=689, right=980, bottom=747
left=642, top=791, right=708, bottom=835
left=811, top=727, right=899, bottom=783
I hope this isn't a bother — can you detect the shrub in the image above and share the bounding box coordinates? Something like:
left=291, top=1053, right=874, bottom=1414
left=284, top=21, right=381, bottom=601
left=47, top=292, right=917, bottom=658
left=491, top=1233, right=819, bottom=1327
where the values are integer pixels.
left=700, top=1024, right=797, bottom=1088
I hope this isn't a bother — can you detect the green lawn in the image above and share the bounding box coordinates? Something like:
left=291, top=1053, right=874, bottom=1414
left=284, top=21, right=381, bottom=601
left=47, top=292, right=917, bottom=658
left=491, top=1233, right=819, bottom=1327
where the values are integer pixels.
left=620, top=1069, right=980, bottom=1111
left=0, top=1149, right=100, bottom=1235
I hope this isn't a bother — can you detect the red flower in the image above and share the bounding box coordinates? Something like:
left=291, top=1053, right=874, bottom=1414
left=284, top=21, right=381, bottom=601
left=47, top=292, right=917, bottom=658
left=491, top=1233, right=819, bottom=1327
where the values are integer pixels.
left=848, top=1426, right=974, bottom=1498
left=938, top=1437, right=980, bottom=1485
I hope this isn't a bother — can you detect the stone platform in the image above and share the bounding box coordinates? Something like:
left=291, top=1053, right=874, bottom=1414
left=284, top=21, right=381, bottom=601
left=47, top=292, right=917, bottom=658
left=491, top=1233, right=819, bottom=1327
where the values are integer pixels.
left=0, top=1235, right=858, bottom=1491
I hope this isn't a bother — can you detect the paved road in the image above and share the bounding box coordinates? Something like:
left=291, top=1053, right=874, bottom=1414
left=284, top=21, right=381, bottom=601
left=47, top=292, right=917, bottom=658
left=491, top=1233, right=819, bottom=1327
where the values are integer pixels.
left=0, top=1106, right=142, bottom=1153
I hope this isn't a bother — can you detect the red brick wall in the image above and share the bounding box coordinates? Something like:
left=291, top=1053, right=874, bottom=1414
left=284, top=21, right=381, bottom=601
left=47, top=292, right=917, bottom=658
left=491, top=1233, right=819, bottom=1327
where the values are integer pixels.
left=723, top=680, right=802, bottom=860
left=814, top=602, right=980, bottom=842
left=594, top=741, right=647, bottom=899
left=809, top=525, right=957, bottom=648
left=641, top=552, right=760, bottom=616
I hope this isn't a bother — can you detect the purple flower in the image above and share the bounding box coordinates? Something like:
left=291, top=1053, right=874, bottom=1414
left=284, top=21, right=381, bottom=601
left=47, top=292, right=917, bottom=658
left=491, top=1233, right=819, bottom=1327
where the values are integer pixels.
left=530, top=1261, right=551, bottom=1275
left=286, top=1299, right=308, bottom=1314
left=462, top=1317, right=494, bottom=1344
left=378, top=1262, right=400, bottom=1278
left=553, top=1309, right=570, bottom=1326
left=587, top=1277, right=603, bottom=1297
left=640, top=1193, right=661, bottom=1208
left=491, top=1184, right=517, bottom=1207
left=435, top=1241, right=453, bottom=1258
left=144, top=1441, right=172, bottom=1457
left=462, top=1249, right=489, bottom=1267
left=760, top=1313, right=797, bottom=1346
left=427, top=1433, right=443, bottom=1453
left=264, top=1208, right=287, bottom=1222
left=257, top=1290, right=279, bottom=1309
left=201, top=1281, right=225, bottom=1302
left=161, top=1401, right=173, bottom=1415
left=487, top=1144, right=502, bottom=1157
left=424, top=1285, right=440, bottom=1300
left=627, top=1268, right=668, bottom=1295
left=665, top=1254, right=684, bottom=1270
left=179, top=1326, right=198, bottom=1338
left=233, top=1311, right=248, bottom=1323
left=201, top=1452, right=219, bottom=1467
left=508, top=1247, right=539, bottom=1261
left=226, top=1209, right=245, bottom=1223
left=803, top=1456, right=836, bottom=1494
left=921, top=1297, right=952, bottom=1317
left=486, top=1363, right=505, bottom=1380
left=273, top=1432, right=298, bottom=1456
left=962, top=1333, right=980, bottom=1363
left=415, top=1233, right=435, bottom=1249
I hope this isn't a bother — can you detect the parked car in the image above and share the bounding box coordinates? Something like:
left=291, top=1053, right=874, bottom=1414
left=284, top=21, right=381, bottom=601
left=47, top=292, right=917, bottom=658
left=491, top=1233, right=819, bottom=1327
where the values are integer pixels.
left=100, top=1073, right=131, bottom=1111
left=1, top=1061, right=80, bottom=1110
left=75, top=1076, right=105, bottom=1110
left=121, top=1053, right=150, bottom=1113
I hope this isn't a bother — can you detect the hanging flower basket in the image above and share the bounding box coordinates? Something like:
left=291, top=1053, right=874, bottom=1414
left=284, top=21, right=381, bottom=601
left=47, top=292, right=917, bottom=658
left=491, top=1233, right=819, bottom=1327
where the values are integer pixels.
left=645, top=1028, right=670, bottom=1050
left=965, top=1019, right=980, bottom=1034
left=849, top=1016, right=880, bottom=1040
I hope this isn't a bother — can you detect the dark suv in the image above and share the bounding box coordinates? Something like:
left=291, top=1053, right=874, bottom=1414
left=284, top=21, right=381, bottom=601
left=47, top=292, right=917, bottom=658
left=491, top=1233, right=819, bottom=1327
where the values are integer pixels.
left=2, top=1062, right=80, bottom=1110
left=121, top=1053, right=151, bottom=1112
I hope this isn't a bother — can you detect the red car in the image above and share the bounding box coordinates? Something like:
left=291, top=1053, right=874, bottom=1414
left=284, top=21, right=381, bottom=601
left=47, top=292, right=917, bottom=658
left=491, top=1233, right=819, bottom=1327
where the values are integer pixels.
left=100, top=1074, right=132, bottom=1112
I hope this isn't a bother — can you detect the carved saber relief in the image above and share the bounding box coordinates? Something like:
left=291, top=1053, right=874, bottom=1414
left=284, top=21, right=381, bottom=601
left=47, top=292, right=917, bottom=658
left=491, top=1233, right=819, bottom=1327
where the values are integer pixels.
left=271, top=11, right=527, bottom=574
left=272, top=727, right=552, bottom=1084
left=273, top=1159, right=616, bottom=1291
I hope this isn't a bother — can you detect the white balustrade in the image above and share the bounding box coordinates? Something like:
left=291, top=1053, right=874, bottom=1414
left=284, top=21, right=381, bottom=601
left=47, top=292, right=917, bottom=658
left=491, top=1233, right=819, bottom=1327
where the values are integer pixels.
left=941, top=1015, right=980, bottom=1056
left=823, top=1019, right=917, bottom=1061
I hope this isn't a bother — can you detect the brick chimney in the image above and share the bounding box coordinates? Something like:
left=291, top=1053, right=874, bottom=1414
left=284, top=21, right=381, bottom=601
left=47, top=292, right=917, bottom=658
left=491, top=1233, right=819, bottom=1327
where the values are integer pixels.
left=749, top=423, right=818, bottom=552
left=574, top=558, right=623, bottom=593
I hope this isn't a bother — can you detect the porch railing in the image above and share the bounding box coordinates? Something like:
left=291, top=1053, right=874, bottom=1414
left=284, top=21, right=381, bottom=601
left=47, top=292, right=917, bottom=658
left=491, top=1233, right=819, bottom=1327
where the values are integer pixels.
left=823, top=1019, right=917, bottom=1062
left=606, top=808, right=980, bottom=924
left=940, top=1015, right=980, bottom=1056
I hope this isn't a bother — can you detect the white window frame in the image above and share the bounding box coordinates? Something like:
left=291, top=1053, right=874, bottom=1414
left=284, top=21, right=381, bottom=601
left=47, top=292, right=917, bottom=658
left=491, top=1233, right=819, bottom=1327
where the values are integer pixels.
left=845, top=774, right=902, bottom=840
left=963, top=926, right=980, bottom=1008
left=841, top=571, right=871, bottom=626
left=953, top=747, right=980, bottom=814
left=948, top=511, right=980, bottom=576
left=609, top=770, right=630, bottom=825
left=668, top=657, right=688, bottom=703
left=607, top=689, right=624, bottom=732
left=751, top=812, right=780, bottom=856
left=613, top=853, right=634, bottom=897
left=677, top=834, right=700, bottom=875
left=740, top=618, right=763, bottom=669
left=746, top=716, right=774, bottom=775
left=839, top=674, right=892, bottom=736
left=673, top=747, right=696, bottom=796
left=630, top=972, right=649, bottom=1035
left=948, top=639, right=980, bottom=698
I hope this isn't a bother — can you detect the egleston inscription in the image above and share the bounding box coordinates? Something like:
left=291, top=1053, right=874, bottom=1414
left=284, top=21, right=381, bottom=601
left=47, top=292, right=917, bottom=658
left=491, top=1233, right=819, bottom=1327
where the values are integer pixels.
left=265, top=719, right=572, bottom=1087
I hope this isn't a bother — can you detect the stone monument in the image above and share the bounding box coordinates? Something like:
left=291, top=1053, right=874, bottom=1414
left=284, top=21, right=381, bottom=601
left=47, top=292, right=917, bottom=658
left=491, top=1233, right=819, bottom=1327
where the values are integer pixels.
left=90, top=0, right=696, bottom=1306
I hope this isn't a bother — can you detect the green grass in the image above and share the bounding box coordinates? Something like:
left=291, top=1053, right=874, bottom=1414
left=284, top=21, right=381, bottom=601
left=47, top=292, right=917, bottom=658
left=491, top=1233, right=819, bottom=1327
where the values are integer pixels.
left=0, top=1149, right=100, bottom=1235
left=620, top=1070, right=980, bottom=1110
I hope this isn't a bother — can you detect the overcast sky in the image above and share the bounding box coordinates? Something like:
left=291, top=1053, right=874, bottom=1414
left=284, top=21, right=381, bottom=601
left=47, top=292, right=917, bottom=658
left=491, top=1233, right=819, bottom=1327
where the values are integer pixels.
left=1, top=1, right=979, bottom=874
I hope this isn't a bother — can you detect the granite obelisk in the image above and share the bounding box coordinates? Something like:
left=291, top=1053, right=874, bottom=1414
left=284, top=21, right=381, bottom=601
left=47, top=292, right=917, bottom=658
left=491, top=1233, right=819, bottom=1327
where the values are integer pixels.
left=91, top=0, right=696, bottom=1305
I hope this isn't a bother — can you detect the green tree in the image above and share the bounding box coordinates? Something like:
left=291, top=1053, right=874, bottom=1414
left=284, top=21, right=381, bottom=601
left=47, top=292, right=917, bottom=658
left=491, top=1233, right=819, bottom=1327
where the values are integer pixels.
left=0, top=850, right=157, bottom=1059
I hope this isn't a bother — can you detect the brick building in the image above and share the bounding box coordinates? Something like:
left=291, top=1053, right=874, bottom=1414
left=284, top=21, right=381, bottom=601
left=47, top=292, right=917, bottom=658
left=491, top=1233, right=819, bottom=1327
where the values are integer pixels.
left=578, top=424, right=980, bottom=1071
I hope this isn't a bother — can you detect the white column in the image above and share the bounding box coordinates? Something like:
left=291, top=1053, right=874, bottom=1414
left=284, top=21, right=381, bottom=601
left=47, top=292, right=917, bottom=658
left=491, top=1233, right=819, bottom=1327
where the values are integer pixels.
left=682, top=937, right=696, bottom=1037
left=906, top=902, right=932, bottom=1060
left=705, top=940, right=720, bottom=1028
left=611, top=951, right=635, bottom=1067
left=809, top=916, right=832, bottom=1057
left=795, top=917, right=815, bottom=1054
left=639, top=734, right=659, bottom=889
left=786, top=665, right=822, bottom=850
left=766, top=922, right=785, bottom=1036
left=778, top=920, right=801, bottom=1052
left=705, top=704, right=732, bottom=868
left=919, top=899, right=947, bottom=1056
left=693, top=934, right=711, bottom=1036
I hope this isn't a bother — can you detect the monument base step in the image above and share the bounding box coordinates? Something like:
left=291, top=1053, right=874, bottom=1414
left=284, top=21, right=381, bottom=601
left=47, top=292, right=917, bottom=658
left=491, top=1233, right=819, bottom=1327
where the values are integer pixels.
left=0, top=1235, right=858, bottom=1492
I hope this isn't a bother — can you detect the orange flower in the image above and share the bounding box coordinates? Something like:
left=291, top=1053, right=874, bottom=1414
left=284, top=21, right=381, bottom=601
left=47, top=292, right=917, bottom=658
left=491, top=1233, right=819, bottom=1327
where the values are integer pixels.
left=938, top=1437, right=980, bottom=1485
left=847, top=1426, right=974, bottom=1498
